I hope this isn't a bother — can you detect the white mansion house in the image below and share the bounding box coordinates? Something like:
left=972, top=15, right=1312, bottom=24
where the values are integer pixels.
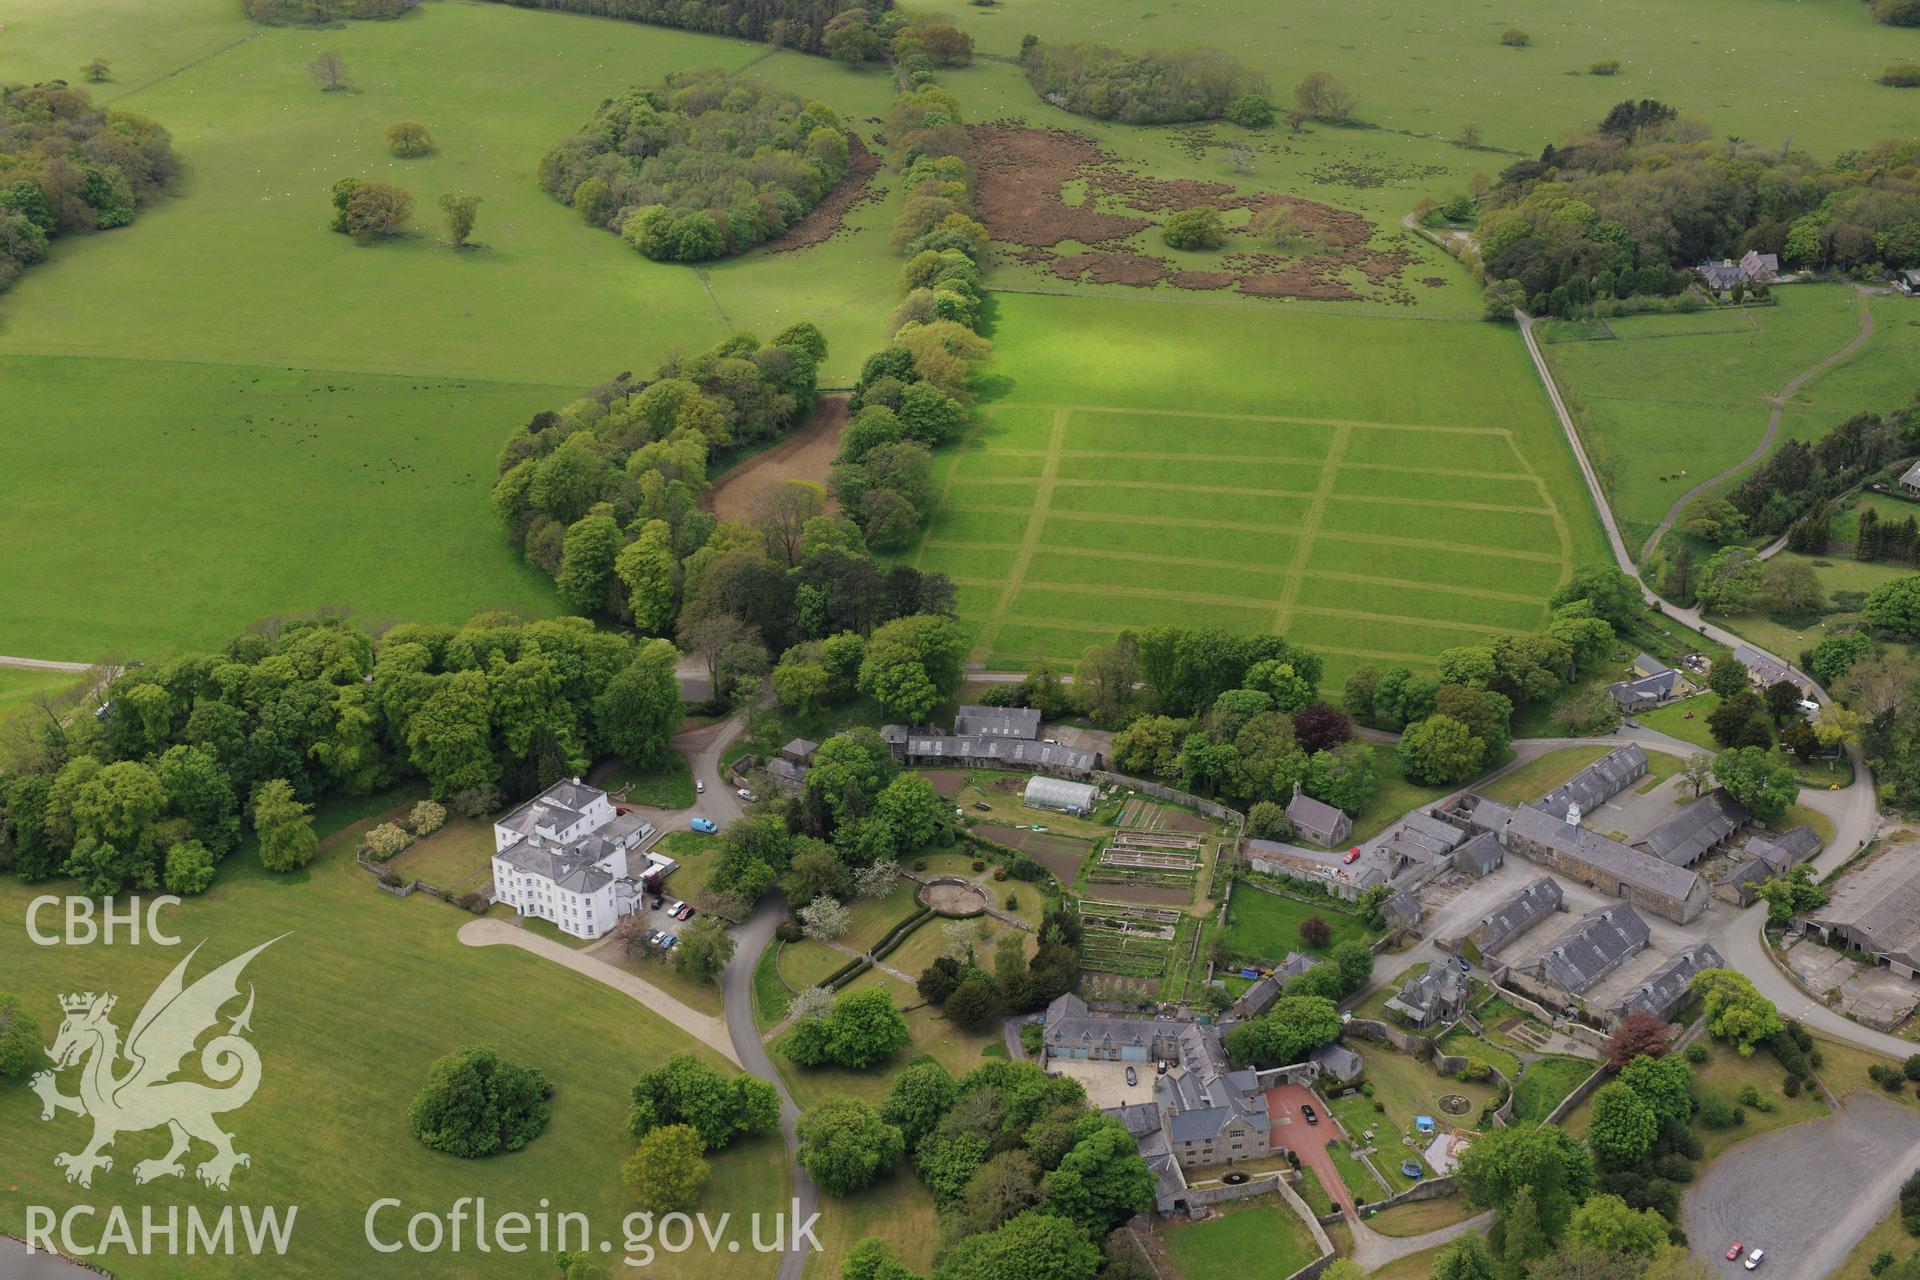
left=489, top=778, right=668, bottom=940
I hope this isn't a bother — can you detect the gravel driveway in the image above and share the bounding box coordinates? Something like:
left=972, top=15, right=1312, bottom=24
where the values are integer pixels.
left=1684, top=1095, right=1920, bottom=1280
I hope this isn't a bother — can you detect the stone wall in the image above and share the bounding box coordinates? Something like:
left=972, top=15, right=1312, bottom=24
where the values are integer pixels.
left=1363, top=1174, right=1463, bottom=1214
left=1542, top=1062, right=1609, bottom=1126
left=1344, top=1017, right=1436, bottom=1057
left=1091, top=770, right=1247, bottom=829
left=1183, top=1172, right=1286, bottom=1208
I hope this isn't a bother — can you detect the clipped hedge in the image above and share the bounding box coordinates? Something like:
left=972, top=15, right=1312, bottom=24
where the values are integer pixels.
left=825, top=958, right=873, bottom=990
left=870, top=906, right=935, bottom=961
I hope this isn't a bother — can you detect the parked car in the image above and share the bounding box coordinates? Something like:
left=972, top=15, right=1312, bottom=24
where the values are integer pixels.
left=650, top=897, right=664, bottom=911
left=974, top=801, right=992, bottom=811
left=664, top=899, right=686, bottom=918
left=1456, top=957, right=1471, bottom=973
left=1301, top=1104, right=1319, bottom=1125
left=1156, top=1060, right=1169, bottom=1075
left=1744, top=1251, right=1764, bottom=1271
left=696, top=779, right=705, bottom=793
left=660, top=934, right=678, bottom=950
left=690, top=817, right=717, bottom=833
left=1343, top=848, right=1361, bottom=864
left=1125, top=1066, right=1137, bottom=1086
left=737, top=787, right=754, bottom=800
left=1725, top=1243, right=1743, bottom=1262
left=674, top=903, right=696, bottom=921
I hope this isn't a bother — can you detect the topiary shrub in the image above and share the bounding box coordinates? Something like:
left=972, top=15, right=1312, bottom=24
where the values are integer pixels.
left=993, top=866, right=1008, bottom=881
left=407, top=1046, right=551, bottom=1158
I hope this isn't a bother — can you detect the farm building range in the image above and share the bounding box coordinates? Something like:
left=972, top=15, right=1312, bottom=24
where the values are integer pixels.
left=883, top=704, right=1100, bottom=775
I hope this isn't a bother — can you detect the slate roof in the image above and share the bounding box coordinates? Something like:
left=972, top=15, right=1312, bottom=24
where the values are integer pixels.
left=1608, top=669, right=1680, bottom=709
left=495, top=839, right=615, bottom=895
left=1536, top=744, right=1648, bottom=816
left=1110, top=1103, right=1162, bottom=1139
left=908, top=734, right=1097, bottom=771
left=1386, top=961, right=1468, bottom=1019
left=953, top=704, right=1043, bottom=739
left=1901, top=459, right=1920, bottom=488
left=1732, top=644, right=1796, bottom=689
left=1470, top=876, right=1564, bottom=952
left=1808, top=848, right=1920, bottom=968
left=1716, top=855, right=1779, bottom=900
left=1043, top=993, right=1161, bottom=1052
left=1633, top=653, right=1671, bottom=677
left=781, top=737, right=819, bottom=762
left=1310, top=1043, right=1363, bottom=1082
left=1506, top=805, right=1709, bottom=903
left=1747, top=825, right=1823, bottom=874
left=1701, top=260, right=1746, bottom=290
left=1453, top=831, right=1505, bottom=874
left=1616, top=942, right=1724, bottom=1020
left=1287, top=791, right=1350, bottom=838
left=765, top=757, right=809, bottom=792
left=1529, top=904, right=1651, bottom=994
left=1633, top=788, right=1749, bottom=867
left=1383, top=889, right=1422, bottom=928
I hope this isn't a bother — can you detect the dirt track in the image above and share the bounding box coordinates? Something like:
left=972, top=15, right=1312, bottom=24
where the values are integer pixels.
left=703, top=395, right=848, bottom=522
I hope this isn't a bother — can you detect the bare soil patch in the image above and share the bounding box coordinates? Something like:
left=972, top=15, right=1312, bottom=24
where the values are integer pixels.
left=703, top=395, right=848, bottom=522
left=975, top=824, right=1091, bottom=881
left=1093, top=881, right=1194, bottom=908
left=919, top=769, right=967, bottom=799
left=967, top=122, right=1419, bottom=305
left=920, top=879, right=991, bottom=916
left=760, top=134, right=883, bottom=255
left=1160, top=808, right=1215, bottom=834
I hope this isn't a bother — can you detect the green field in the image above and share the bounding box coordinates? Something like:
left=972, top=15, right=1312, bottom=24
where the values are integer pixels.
left=0, top=666, right=83, bottom=714
left=1542, top=285, right=1870, bottom=554
left=909, top=0, right=1920, bottom=159
left=1161, top=1197, right=1323, bottom=1280
left=0, top=0, right=906, bottom=661
left=911, top=292, right=1610, bottom=686
left=0, top=793, right=788, bottom=1279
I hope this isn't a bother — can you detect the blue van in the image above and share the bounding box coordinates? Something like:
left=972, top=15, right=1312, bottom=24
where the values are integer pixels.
left=690, top=817, right=717, bottom=833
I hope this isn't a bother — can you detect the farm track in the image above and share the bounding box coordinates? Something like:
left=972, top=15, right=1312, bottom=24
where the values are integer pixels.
left=1636, top=286, right=1875, bottom=561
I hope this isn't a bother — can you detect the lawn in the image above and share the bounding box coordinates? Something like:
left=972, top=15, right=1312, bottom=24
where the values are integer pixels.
left=1685, top=1041, right=1830, bottom=1162
left=1634, top=692, right=1854, bottom=789
left=1325, top=1137, right=1390, bottom=1206
left=753, top=938, right=795, bottom=1028
left=1437, top=1031, right=1521, bottom=1085
left=1481, top=745, right=1613, bottom=806
left=1509, top=1056, right=1598, bottom=1125
left=908, top=290, right=1610, bottom=689
left=386, top=814, right=496, bottom=895
left=1334, top=1043, right=1503, bottom=1190
left=0, top=0, right=908, bottom=661
left=1161, top=1198, right=1324, bottom=1280
left=1217, top=887, right=1380, bottom=963
left=1349, top=749, right=1464, bottom=844
left=1543, top=283, right=1870, bottom=554
left=1294, top=1164, right=1337, bottom=1216
left=0, top=665, right=84, bottom=714
left=596, top=752, right=696, bottom=809
left=908, top=0, right=1920, bottom=160
left=802, top=1165, right=940, bottom=1280
left=776, top=992, right=1001, bottom=1110
left=0, top=794, right=789, bottom=1280
left=1365, top=1194, right=1481, bottom=1237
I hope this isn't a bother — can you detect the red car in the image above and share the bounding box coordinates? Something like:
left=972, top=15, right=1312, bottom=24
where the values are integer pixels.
left=1725, top=1243, right=1743, bottom=1262
left=674, top=903, right=697, bottom=921
left=1342, top=848, right=1361, bottom=864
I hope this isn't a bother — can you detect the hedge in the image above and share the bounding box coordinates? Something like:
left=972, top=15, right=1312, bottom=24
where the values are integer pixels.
left=870, top=906, right=935, bottom=961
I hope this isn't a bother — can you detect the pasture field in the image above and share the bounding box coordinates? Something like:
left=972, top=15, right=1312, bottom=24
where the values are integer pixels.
left=0, top=665, right=83, bottom=714
left=910, top=0, right=1920, bottom=158
left=1540, top=285, right=1869, bottom=554
left=912, top=292, right=1609, bottom=686
left=0, top=793, right=789, bottom=1280
left=0, top=0, right=905, bottom=661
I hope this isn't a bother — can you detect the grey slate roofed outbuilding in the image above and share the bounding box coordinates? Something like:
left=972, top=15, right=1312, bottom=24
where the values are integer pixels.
left=1632, top=788, right=1750, bottom=867
left=1470, top=876, right=1563, bottom=952
left=1616, top=941, right=1724, bottom=1021
left=1807, top=850, right=1920, bottom=970
left=1608, top=669, right=1679, bottom=709
left=1505, top=805, right=1709, bottom=902
left=1530, top=904, right=1651, bottom=994
left=1732, top=644, right=1796, bottom=690
left=908, top=734, right=1097, bottom=772
left=1747, top=824, right=1822, bottom=873
left=1286, top=791, right=1350, bottom=839
left=953, top=705, right=1043, bottom=739
left=1535, top=744, right=1649, bottom=816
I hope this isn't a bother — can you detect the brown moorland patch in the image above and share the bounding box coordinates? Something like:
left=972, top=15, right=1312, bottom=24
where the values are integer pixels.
left=760, top=133, right=884, bottom=254
left=967, top=122, right=1416, bottom=303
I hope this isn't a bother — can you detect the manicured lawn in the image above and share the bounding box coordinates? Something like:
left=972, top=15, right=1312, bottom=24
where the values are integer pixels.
left=777, top=991, right=1000, bottom=1110
left=1437, top=1031, right=1521, bottom=1085
left=1294, top=1164, right=1336, bottom=1216
left=1510, top=1056, right=1597, bottom=1125
left=1335, top=1043, right=1501, bottom=1190
left=1162, top=1198, right=1323, bottom=1280
left=1217, top=887, right=1380, bottom=963
left=386, top=814, right=495, bottom=895
left=1326, top=1137, right=1390, bottom=1206
left=1349, top=750, right=1463, bottom=844
left=599, top=942, right=726, bottom=1018
left=753, top=938, right=794, bottom=1028
left=1365, top=1193, right=1480, bottom=1237
left=0, top=793, right=788, bottom=1280
left=597, top=752, right=695, bottom=809
left=0, top=665, right=84, bottom=714
left=911, top=290, right=1610, bottom=688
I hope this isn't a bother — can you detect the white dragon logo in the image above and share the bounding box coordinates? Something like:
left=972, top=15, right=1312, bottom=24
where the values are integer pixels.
left=30, top=936, right=284, bottom=1191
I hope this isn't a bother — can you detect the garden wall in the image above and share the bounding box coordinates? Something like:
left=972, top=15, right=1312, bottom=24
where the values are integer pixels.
left=1364, top=1174, right=1462, bottom=1214
left=1092, top=770, right=1246, bottom=830
left=1542, top=1063, right=1609, bottom=1126
left=1184, top=1172, right=1286, bottom=1208
left=1344, top=1017, right=1434, bottom=1057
